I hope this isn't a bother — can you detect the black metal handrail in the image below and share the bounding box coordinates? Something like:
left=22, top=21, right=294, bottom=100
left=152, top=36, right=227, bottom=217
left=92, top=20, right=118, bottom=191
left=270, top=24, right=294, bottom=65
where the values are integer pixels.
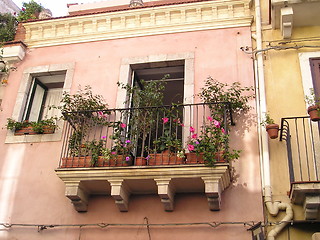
left=59, top=102, right=233, bottom=168
left=280, top=116, right=320, bottom=182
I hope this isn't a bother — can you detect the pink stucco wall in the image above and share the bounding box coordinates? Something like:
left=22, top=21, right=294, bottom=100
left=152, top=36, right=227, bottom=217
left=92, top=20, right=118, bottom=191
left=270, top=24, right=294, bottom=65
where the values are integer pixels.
left=0, top=27, right=262, bottom=239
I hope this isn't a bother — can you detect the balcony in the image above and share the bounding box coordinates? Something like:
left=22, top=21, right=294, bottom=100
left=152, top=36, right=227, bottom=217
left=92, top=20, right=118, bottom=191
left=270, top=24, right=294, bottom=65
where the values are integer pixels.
left=56, top=103, right=233, bottom=212
left=280, top=116, right=320, bottom=219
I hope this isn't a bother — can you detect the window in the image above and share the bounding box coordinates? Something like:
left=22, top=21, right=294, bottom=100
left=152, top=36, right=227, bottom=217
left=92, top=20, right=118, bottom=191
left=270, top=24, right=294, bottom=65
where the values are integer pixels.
left=6, top=63, right=74, bottom=143
left=131, top=60, right=185, bottom=105
left=23, top=72, right=65, bottom=122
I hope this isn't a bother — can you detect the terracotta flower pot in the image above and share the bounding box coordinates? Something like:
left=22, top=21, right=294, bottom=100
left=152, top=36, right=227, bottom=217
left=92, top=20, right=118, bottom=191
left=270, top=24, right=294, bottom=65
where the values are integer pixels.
left=266, top=124, right=279, bottom=139
left=106, top=156, right=133, bottom=167
left=308, top=105, right=320, bottom=122
left=185, top=152, right=204, bottom=164
left=148, top=150, right=185, bottom=165
left=135, top=157, right=147, bottom=166
left=215, top=151, right=226, bottom=163
left=60, top=155, right=133, bottom=168
left=14, top=125, right=55, bottom=135
left=60, top=156, right=93, bottom=168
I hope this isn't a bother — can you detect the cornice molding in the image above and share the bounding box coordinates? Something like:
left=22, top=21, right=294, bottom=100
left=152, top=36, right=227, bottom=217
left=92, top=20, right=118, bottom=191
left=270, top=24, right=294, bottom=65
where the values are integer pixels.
left=23, top=0, right=252, bottom=48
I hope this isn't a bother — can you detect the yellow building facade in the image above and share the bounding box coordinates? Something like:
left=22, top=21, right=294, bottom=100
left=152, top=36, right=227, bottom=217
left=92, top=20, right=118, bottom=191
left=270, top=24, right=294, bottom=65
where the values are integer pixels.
left=255, top=0, right=320, bottom=239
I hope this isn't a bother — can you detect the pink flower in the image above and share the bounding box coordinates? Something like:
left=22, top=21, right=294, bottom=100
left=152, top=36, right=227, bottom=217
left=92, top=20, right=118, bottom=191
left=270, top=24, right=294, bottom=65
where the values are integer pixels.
left=213, top=120, right=221, bottom=128
left=192, top=134, right=197, bottom=139
left=98, top=111, right=103, bottom=116
left=162, top=118, right=169, bottom=124
left=125, top=156, right=131, bottom=161
left=188, top=144, right=195, bottom=151
left=120, top=123, right=126, bottom=128
left=22, top=7, right=25, bottom=11
left=180, top=123, right=185, bottom=127
left=189, top=126, right=195, bottom=133
left=146, top=155, right=150, bottom=160
left=125, top=140, right=131, bottom=143
left=195, top=141, right=200, bottom=144
left=101, top=136, right=106, bottom=139
left=111, top=152, right=116, bottom=155
left=221, top=128, right=226, bottom=134
left=207, top=116, right=213, bottom=122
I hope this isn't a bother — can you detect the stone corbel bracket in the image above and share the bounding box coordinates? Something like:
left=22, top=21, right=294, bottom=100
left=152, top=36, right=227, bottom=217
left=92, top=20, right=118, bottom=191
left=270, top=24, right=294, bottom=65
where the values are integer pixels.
left=109, top=179, right=131, bottom=212
left=65, top=181, right=89, bottom=212
left=155, top=178, right=176, bottom=211
left=280, top=7, right=293, bottom=39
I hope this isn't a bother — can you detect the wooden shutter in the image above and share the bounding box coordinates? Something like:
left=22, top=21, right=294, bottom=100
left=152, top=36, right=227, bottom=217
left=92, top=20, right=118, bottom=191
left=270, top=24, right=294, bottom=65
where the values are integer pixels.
left=310, top=58, right=320, bottom=98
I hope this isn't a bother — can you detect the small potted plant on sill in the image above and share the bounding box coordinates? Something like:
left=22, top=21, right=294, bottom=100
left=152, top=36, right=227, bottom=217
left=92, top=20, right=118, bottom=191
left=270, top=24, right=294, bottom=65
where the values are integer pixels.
left=305, top=88, right=320, bottom=122
left=261, top=112, right=279, bottom=139
left=6, top=117, right=58, bottom=135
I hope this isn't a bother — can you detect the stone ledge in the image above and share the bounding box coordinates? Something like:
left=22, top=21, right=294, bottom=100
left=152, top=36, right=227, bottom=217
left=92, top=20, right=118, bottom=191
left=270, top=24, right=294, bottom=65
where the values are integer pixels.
left=56, top=164, right=231, bottom=212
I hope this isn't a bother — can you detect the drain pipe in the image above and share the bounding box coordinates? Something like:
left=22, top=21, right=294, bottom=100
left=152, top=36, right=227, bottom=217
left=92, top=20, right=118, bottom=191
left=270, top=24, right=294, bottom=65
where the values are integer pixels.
left=253, top=0, right=293, bottom=239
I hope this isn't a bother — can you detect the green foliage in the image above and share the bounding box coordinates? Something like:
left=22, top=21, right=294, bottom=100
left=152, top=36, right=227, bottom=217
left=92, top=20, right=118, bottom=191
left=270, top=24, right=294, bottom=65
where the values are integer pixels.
left=152, top=105, right=184, bottom=153
left=118, top=77, right=166, bottom=157
left=54, top=86, right=110, bottom=158
left=17, top=0, right=43, bottom=22
left=59, top=85, right=108, bottom=116
left=6, top=117, right=58, bottom=133
left=109, top=121, right=134, bottom=158
left=260, top=112, right=275, bottom=127
left=6, top=118, right=29, bottom=130
left=0, top=13, right=17, bottom=43
left=198, top=76, right=255, bottom=121
left=305, top=88, right=320, bottom=106
left=30, top=118, right=57, bottom=133
left=186, top=117, right=240, bottom=166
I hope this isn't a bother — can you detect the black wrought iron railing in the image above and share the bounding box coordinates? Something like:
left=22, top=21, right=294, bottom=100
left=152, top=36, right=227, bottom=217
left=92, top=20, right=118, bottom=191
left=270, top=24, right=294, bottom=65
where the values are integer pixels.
left=59, top=102, right=233, bottom=168
left=280, top=116, right=320, bottom=182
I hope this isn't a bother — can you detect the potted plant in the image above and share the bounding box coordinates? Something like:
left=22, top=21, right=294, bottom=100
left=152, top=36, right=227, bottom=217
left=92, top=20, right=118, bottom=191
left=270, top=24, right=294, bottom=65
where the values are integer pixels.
left=117, top=77, right=166, bottom=159
left=52, top=86, right=110, bottom=158
left=6, top=117, right=58, bottom=135
left=108, top=121, right=134, bottom=166
left=261, top=112, right=279, bottom=139
left=185, top=126, right=203, bottom=164
left=150, top=110, right=185, bottom=165
left=186, top=116, right=240, bottom=166
left=305, top=88, right=320, bottom=121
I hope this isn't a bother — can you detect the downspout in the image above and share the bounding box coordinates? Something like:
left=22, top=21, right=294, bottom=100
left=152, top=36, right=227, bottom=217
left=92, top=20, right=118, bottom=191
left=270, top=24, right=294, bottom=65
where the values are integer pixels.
left=253, top=0, right=293, bottom=239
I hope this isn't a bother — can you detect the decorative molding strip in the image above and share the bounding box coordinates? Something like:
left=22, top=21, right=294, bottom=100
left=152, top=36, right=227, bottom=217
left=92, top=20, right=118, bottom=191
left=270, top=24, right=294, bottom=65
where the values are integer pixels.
left=23, top=0, right=252, bottom=48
